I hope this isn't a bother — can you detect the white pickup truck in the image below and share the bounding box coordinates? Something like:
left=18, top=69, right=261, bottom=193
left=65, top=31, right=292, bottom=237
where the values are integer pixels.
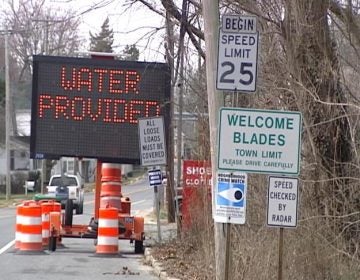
left=46, top=174, right=84, bottom=215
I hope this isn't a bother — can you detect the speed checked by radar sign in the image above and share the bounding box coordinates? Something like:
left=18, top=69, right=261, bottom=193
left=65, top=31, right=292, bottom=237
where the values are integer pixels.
left=267, top=176, right=299, bottom=228
left=217, top=15, right=259, bottom=92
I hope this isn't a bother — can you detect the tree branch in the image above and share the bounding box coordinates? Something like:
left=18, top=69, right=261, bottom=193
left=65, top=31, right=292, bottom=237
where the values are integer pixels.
left=329, top=0, right=360, bottom=47
left=160, top=0, right=204, bottom=41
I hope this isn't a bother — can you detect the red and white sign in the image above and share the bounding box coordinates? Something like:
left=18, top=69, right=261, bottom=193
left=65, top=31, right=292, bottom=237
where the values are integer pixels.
left=183, top=160, right=212, bottom=188
left=181, top=160, right=212, bottom=230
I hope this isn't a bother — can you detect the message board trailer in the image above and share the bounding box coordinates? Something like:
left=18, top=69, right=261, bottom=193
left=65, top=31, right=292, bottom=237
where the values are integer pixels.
left=214, top=171, right=247, bottom=224
left=267, top=176, right=299, bottom=228
left=31, top=55, right=170, bottom=164
left=218, top=107, right=302, bottom=175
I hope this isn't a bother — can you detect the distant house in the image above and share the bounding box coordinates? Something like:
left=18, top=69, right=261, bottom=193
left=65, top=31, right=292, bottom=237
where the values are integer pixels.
left=0, top=109, right=133, bottom=184
left=0, top=109, right=34, bottom=176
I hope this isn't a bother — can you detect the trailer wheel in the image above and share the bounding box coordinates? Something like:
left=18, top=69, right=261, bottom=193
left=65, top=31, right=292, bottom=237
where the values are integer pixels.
left=64, top=199, right=73, bottom=226
left=49, top=236, right=57, bottom=252
left=134, top=240, right=144, bottom=254
left=76, top=201, right=83, bottom=215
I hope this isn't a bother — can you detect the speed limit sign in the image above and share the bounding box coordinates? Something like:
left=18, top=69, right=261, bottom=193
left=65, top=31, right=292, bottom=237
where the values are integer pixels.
left=216, top=15, right=259, bottom=92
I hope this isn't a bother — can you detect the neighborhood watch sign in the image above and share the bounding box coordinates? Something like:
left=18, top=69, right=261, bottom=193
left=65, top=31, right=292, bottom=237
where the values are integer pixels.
left=217, top=107, right=302, bottom=175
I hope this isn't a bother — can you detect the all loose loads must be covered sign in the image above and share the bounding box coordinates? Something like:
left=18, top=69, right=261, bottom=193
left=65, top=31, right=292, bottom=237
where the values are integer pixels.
left=218, top=108, right=302, bottom=175
left=138, top=116, right=167, bottom=166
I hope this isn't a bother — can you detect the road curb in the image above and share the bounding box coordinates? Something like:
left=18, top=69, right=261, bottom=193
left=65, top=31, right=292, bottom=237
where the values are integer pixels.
left=144, top=248, right=181, bottom=280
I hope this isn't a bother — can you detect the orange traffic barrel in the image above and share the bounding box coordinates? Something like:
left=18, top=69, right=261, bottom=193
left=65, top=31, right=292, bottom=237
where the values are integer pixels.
left=133, top=216, right=145, bottom=248
left=20, top=202, right=43, bottom=252
left=100, top=181, right=122, bottom=197
left=101, top=163, right=121, bottom=182
left=40, top=201, right=61, bottom=246
left=15, top=204, right=23, bottom=249
left=48, top=211, right=61, bottom=251
left=100, top=181, right=122, bottom=210
left=96, top=207, right=119, bottom=255
left=134, top=216, right=144, bottom=236
left=49, top=212, right=61, bottom=235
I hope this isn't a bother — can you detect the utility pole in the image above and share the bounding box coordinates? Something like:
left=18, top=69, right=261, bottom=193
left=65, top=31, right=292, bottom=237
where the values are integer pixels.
left=5, top=29, right=11, bottom=200
left=165, top=11, right=176, bottom=223
left=175, top=0, right=189, bottom=228
left=34, top=17, right=60, bottom=193
left=33, top=18, right=61, bottom=192
left=203, top=1, right=227, bottom=279
left=175, top=47, right=184, bottom=230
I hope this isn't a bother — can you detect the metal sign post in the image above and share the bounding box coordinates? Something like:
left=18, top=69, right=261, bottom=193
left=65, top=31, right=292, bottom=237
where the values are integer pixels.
left=278, top=227, right=284, bottom=280
left=224, top=223, right=232, bottom=280
left=154, top=185, right=162, bottom=242
left=213, top=172, right=247, bottom=280
left=148, top=168, right=163, bottom=242
left=267, top=176, right=299, bottom=280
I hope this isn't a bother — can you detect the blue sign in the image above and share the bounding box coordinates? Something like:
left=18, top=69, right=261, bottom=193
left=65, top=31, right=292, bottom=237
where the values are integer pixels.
left=148, top=169, right=162, bottom=187
left=214, top=171, right=247, bottom=224
left=217, top=182, right=245, bottom=207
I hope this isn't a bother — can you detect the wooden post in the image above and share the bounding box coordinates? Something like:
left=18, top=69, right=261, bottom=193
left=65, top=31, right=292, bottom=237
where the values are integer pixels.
left=5, top=29, right=11, bottom=200
left=224, top=223, right=232, bottom=279
left=202, top=1, right=226, bottom=279
left=165, top=11, right=176, bottom=223
left=278, top=227, right=284, bottom=280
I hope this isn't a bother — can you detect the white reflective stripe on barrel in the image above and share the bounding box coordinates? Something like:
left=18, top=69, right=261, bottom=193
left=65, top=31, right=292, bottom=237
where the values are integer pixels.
left=15, top=232, right=22, bottom=240
left=98, top=218, right=118, bottom=228
left=101, top=182, right=122, bottom=186
left=101, top=196, right=121, bottom=200
left=21, top=234, right=42, bottom=243
left=42, top=213, right=49, bottom=221
left=97, top=236, right=118, bottom=246
left=21, top=216, right=42, bottom=225
left=16, top=214, right=25, bottom=224
left=102, top=163, right=121, bottom=169
left=15, top=214, right=24, bottom=242
left=42, top=229, right=49, bottom=237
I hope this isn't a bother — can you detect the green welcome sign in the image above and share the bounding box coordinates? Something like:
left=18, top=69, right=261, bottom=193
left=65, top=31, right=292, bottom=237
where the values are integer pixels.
left=218, top=107, right=302, bottom=175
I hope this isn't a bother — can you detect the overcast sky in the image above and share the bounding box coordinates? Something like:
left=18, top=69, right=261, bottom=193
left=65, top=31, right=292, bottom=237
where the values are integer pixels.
left=69, top=0, right=166, bottom=61
left=1, top=0, right=166, bottom=62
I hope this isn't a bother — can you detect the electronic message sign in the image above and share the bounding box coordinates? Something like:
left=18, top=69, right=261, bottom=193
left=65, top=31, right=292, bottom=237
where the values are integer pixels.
left=30, top=55, right=170, bottom=164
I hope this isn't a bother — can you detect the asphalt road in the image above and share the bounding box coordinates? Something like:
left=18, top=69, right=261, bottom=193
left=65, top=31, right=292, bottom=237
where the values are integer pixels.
left=0, top=176, right=160, bottom=280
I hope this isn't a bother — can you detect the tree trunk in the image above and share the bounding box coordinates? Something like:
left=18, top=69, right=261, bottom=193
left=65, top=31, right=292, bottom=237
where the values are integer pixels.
left=284, top=0, right=355, bottom=254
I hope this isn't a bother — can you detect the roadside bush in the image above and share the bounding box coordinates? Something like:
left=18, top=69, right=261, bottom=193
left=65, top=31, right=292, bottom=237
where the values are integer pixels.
left=11, top=171, right=28, bottom=194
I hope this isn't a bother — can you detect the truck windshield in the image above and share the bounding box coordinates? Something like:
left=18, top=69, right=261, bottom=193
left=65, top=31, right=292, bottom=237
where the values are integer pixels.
left=50, top=177, right=77, bottom=187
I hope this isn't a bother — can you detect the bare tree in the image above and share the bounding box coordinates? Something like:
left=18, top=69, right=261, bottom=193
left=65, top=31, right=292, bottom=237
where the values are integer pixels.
left=136, top=0, right=360, bottom=279
left=3, top=0, right=83, bottom=81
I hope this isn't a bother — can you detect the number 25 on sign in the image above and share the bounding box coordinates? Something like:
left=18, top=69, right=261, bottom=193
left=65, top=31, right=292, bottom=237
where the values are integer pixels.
left=216, top=15, right=259, bottom=92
